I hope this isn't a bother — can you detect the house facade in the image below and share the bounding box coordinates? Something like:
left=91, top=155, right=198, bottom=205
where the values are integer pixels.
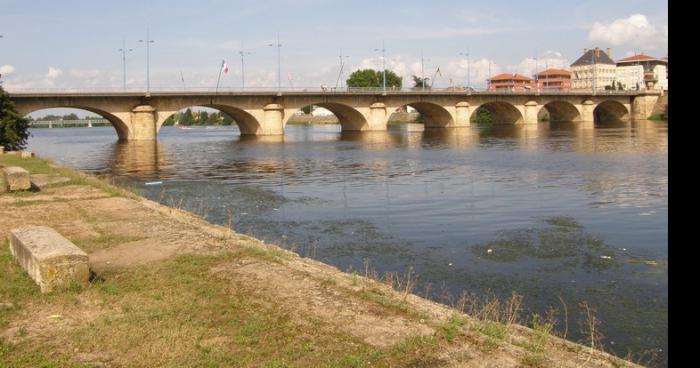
left=571, top=47, right=617, bottom=91
left=615, top=54, right=668, bottom=91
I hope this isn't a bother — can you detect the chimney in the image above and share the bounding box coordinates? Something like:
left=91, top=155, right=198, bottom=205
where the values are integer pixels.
left=595, top=47, right=600, bottom=58
left=606, top=48, right=612, bottom=58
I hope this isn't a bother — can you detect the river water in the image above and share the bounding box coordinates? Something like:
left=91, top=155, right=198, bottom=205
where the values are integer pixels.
left=27, top=122, right=668, bottom=366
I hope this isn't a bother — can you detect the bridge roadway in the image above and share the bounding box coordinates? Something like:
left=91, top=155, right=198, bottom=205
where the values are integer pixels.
left=9, top=89, right=662, bottom=141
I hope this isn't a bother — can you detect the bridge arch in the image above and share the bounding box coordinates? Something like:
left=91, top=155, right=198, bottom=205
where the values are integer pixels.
left=538, top=101, right=582, bottom=123
left=472, top=101, right=523, bottom=125
left=157, top=104, right=262, bottom=135
left=594, top=100, right=630, bottom=123
left=284, top=102, right=368, bottom=131
left=396, top=102, right=454, bottom=128
left=21, top=107, right=130, bottom=140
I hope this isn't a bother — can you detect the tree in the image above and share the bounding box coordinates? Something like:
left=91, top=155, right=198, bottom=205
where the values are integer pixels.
left=301, top=105, right=314, bottom=114
left=346, top=69, right=402, bottom=88
left=471, top=107, right=493, bottom=125
left=180, top=108, right=195, bottom=126
left=412, top=75, right=429, bottom=89
left=0, top=85, right=30, bottom=151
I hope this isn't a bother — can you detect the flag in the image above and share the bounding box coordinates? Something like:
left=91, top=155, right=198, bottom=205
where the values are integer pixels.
left=222, top=60, right=229, bottom=74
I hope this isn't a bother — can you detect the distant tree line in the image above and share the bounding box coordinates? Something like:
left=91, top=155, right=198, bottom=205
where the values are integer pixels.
left=163, top=108, right=235, bottom=126
left=28, top=113, right=84, bottom=121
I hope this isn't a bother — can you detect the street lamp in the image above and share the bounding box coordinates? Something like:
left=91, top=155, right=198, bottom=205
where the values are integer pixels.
left=336, top=49, right=350, bottom=89
left=118, top=39, right=133, bottom=91
left=138, top=28, right=155, bottom=93
left=459, top=49, right=470, bottom=88
left=268, top=32, right=282, bottom=93
left=421, top=49, right=431, bottom=91
left=239, top=46, right=252, bottom=90
left=374, top=41, right=386, bottom=94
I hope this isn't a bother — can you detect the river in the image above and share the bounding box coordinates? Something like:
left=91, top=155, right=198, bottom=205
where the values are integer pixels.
left=27, top=121, right=668, bottom=366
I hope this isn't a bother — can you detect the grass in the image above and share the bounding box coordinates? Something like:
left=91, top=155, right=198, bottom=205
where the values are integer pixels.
left=0, top=155, right=138, bottom=200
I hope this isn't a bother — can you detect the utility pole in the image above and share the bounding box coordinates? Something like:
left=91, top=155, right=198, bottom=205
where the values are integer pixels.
left=268, top=32, right=282, bottom=93
left=138, top=28, right=155, bottom=93
left=239, top=45, right=251, bottom=90
left=374, top=41, right=386, bottom=94
left=459, top=50, right=470, bottom=88
left=118, top=39, right=133, bottom=91
left=336, top=49, right=349, bottom=89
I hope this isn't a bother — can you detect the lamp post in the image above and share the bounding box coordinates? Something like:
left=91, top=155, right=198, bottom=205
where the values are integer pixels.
left=239, top=46, right=251, bottom=90
left=268, top=32, right=282, bottom=93
left=336, top=49, right=350, bottom=89
left=421, top=49, right=429, bottom=91
left=138, top=28, right=155, bottom=93
left=118, top=39, right=133, bottom=91
left=374, top=41, right=386, bottom=94
left=459, top=49, right=470, bottom=88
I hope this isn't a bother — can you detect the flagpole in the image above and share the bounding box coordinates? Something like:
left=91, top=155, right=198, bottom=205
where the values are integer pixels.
left=215, top=59, right=224, bottom=95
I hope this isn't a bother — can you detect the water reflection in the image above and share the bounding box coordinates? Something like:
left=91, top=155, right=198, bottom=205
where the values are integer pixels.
left=109, top=141, right=174, bottom=180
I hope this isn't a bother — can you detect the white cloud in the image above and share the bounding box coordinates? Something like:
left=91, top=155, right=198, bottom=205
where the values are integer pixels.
left=46, top=66, right=63, bottom=80
left=588, top=14, right=667, bottom=50
left=512, top=51, right=570, bottom=77
left=0, top=64, right=15, bottom=76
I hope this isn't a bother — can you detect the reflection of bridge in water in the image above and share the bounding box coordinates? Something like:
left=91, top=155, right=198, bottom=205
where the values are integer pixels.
left=10, top=90, right=663, bottom=141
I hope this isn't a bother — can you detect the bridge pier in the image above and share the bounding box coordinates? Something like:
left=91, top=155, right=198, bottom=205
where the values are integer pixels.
left=523, top=101, right=539, bottom=125
left=368, top=102, right=389, bottom=131
left=129, top=105, right=157, bottom=141
left=455, top=102, right=471, bottom=127
left=261, top=104, right=285, bottom=135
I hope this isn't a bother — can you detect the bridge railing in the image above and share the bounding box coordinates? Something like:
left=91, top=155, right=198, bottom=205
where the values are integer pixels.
left=6, top=86, right=647, bottom=96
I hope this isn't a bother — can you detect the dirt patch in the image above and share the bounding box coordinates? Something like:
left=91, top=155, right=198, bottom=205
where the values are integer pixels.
left=212, top=258, right=434, bottom=348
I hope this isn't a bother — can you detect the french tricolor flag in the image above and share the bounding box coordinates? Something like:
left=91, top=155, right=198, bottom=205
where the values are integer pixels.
left=222, top=60, right=229, bottom=74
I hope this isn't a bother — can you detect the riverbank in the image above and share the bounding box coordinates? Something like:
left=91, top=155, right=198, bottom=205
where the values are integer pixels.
left=0, top=155, right=642, bottom=367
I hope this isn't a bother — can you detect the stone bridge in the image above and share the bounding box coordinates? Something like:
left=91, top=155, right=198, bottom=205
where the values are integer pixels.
left=9, top=90, right=662, bottom=140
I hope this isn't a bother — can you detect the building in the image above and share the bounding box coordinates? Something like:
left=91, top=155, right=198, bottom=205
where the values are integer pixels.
left=615, top=54, right=668, bottom=91
left=487, top=73, right=535, bottom=91
left=534, top=69, right=572, bottom=91
left=570, top=47, right=616, bottom=91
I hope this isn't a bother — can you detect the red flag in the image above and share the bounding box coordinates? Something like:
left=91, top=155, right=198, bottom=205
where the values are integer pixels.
left=221, top=60, right=229, bottom=74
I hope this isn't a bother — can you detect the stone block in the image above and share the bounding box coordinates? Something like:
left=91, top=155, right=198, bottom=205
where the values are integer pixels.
left=20, top=151, right=34, bottom=159
left=9, top=226, right=90, bottom=293
left=1, top=166, right=31, bottom=191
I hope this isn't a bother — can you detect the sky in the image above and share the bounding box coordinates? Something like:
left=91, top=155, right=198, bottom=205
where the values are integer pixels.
left=0, top=0, right=668, bottom=93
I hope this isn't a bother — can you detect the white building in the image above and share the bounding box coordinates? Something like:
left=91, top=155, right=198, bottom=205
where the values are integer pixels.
left=570, top=47, right=617, bottom=91
left=615, top=54, right=668, bottom=91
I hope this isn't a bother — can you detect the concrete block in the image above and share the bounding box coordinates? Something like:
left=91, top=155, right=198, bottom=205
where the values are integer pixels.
left=1, top=166, right=31, bottom=191
left=20, top=151, right=34, bottom=159
left=9, top=226, right=89, bottom=293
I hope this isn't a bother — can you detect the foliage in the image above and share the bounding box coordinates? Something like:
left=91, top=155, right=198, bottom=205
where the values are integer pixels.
left=163, top=108, right=234, bottom=126
left=346, top=69, right=402, bottom=88
left=412, top=75, right=429, bottom=89
left=471, top=107, right=493, bottom=125
left=301, top=105, right=314, bottom=114
left=0, top=85, right=30, bottom=151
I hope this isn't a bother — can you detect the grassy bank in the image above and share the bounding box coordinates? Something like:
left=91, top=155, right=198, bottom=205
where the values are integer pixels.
left=0, top=155, right=642, bottom=367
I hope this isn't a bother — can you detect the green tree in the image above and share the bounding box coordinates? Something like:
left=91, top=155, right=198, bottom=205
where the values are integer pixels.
left=180, top=108, right=195, bottom=126
left=412, top=75, right=428, bottom=89
left=301, top=105, right=314, bottom=114
left=346, top=69, right=402, bottom=89
left=471, top=107, right=493, bottom=125
left=0, top=86, right=30, bottom=151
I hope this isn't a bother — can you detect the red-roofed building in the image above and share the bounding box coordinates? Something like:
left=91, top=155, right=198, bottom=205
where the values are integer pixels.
left=615, top=53, right=667, bottom=91
left=487, top=73, right=535, bottom=91
left=534, top=69, right=572, bottom=91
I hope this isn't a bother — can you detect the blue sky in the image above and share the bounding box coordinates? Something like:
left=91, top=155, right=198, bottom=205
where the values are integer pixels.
left=0, top=0, right=668, bottom=91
